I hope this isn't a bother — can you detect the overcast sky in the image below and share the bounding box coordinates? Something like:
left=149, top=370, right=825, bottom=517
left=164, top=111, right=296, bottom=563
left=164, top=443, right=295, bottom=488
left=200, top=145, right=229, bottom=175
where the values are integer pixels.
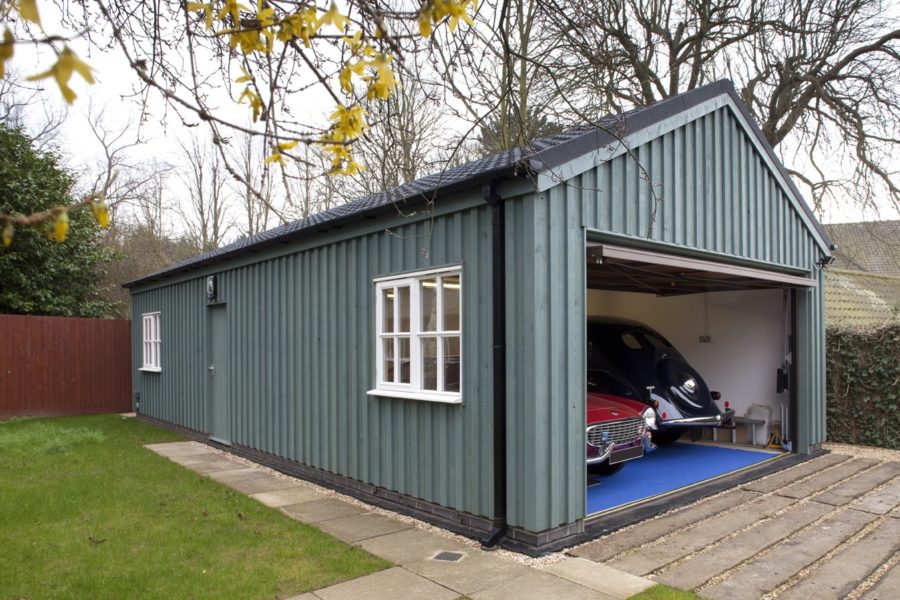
left=14, top=3, right=897, bottom=233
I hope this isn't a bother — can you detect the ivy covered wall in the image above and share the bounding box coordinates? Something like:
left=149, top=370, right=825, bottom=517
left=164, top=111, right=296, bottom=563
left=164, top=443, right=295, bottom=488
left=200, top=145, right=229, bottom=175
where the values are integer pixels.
left=826, top=324, right=900, bottom=449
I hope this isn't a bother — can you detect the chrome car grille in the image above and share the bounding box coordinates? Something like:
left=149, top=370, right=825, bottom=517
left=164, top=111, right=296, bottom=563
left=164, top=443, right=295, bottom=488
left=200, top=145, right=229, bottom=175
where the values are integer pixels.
left=587, top=418, right=644, bottom=447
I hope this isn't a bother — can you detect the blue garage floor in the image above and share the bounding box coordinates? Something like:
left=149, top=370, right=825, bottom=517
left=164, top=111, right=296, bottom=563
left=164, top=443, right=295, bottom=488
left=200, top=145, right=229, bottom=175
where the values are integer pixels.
left=587, top=442, right=781, bottom=515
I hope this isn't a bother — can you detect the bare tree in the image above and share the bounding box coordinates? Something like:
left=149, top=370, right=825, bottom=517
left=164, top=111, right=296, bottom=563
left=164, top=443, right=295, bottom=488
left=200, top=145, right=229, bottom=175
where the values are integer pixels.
left=228, top=131, right=276, bottom=236
left=0, top=74, right=66, bottom=152
left=178, top=135, right=231, bottom=251
left=541, top=0, right=900, bottom=216
left=348, top=78, right=443, bottom=196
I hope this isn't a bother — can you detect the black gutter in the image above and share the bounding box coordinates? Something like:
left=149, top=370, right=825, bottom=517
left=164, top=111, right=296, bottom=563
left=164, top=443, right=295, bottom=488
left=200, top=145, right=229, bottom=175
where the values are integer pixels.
left=481, top=180, right=508, bottom=548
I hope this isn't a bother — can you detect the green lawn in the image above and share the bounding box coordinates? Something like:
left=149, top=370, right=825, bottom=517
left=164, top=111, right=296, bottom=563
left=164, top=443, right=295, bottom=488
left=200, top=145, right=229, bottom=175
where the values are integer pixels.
left=628, top=584, right=702, bottom=599
left=0, top=414, right=389, bottom=599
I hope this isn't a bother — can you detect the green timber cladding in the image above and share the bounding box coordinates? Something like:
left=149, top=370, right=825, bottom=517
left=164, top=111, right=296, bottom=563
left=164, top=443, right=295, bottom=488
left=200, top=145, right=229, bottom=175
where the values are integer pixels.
left=128, top=80, right=832, bottom=548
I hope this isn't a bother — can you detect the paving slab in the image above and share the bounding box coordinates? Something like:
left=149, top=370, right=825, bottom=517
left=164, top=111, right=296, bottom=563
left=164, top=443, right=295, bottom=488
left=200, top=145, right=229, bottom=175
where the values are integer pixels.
left=742, top=453, right=850, bottom=493
left=851, top=478, right=900, bottom=515
left=284, top=594, right=319, bottom=600
left=250, top=486, right=324, bottom=508
left=815, top=463, right=900, bottom=507
left=280, top=498, right=365, bottom=523
left=207, top=470, right=298, bottom=495
left=571, top=489, right=760, bottom=562
left=166, top=451, right=223, bottom=466
left=188, top=459, right=251, bottom=475
left=313, top=566, right=457, bottom=600
left=862, top=562, right=900, bottom=600
left=657, top=500, right=832, bottom=590
left=607, top=494, right=796, bottom=576
left=354, top=527, right=468, bottom=565
left=406, top=549, right=530, bottom=595
left=543, top=557, right=653, bottom=599
left=779, top=516, right=900, bottom=600
left=776, top=458, right=880, bottom=499
left=315, top=512, right=413, bottom=543
left=145, top=441, right=205, bottom=455
left=701, top=507, right=878, bottom=600
left=471, top=569, right=611, bottom=600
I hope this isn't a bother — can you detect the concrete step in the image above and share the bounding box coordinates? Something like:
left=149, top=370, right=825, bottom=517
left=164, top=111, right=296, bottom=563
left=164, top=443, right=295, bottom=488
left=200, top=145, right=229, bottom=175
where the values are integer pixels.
left=779, top=516, right=900, bottom=600
left=814, top=462, right=900, bottom=507
left=570, top=489, right=760, bottom=563
left=775, top=458, right=879, bottom=499
left=700, top=507, right=878, bottom=600
left=656, top=500, right=831, bottom=590
left=742, top=454, right=849, bottom=494
left=606, top=494, right=796, bottom=576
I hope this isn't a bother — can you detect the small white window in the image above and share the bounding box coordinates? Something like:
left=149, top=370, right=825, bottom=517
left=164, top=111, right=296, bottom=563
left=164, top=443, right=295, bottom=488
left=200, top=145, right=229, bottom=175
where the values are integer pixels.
left=369, top=267, right=462, bottom=403
left=141, top=312, right=161, bottom=372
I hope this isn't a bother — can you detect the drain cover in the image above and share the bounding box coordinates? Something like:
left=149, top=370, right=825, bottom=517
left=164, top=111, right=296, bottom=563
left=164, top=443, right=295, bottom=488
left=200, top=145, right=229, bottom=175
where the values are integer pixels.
left=432, top=551, right=466, bottom=562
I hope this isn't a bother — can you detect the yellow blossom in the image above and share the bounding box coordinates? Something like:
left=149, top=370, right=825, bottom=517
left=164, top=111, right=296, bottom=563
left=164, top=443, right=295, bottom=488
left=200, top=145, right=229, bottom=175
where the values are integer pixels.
left=52, top=212, right=69, bottom=243
left=235, top=67, right=253, bottom=84
left=27, top=46, right=95, bottom=104
left=339, top=60, right=365, bottom=93
left=90, top=201, right=110, bottom=228
left=18, top=0, right=40, bottom=25
left=2, top=223, right=12, bottom=248
left=365, top=53, right=396, bottom=100
left=277, top=140, right=299, bottom=151
left=186, top=2, right=214, bottom=30
left=216, top=0, right=248, bottom=24
left=0, top=29, right=14, bottom=79
left=277, top=9, right=317, bottom=46
left=318, top=3, right=349, bottom=32
left=238, top=87, right=264, bottom=121
left=418, top=9, right=433, bottom=37
left=264, top=151, right=285, bottom=165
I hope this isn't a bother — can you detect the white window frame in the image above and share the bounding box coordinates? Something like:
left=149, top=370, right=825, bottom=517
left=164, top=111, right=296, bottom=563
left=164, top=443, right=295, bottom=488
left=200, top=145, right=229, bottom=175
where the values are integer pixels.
left=140, top=312, right=162, bottom=372
left=368, top=266, right=462, bottom=404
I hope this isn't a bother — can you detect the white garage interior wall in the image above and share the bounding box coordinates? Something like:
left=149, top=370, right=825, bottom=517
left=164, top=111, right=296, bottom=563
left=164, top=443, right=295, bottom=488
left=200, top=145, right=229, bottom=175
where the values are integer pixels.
left=586, top=288, right=791, bottom=446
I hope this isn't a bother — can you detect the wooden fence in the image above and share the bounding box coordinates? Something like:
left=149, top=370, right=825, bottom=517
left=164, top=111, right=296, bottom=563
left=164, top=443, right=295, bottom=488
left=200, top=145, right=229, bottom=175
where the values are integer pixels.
left=0, top=314, right=131, bottom=419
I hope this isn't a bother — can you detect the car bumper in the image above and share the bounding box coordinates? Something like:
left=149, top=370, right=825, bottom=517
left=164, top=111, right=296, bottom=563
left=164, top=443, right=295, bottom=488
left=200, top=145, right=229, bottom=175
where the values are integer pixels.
left=586, top=438, right=645, bottom=465
left=657, top=409, right=735, bottom=428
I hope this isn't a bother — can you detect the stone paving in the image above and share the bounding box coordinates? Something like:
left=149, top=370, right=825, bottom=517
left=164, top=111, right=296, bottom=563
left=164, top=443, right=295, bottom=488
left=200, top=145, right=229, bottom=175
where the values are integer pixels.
left=572, top=451, right=900, bottom=599
left=145, top=441, right=654, bottom=600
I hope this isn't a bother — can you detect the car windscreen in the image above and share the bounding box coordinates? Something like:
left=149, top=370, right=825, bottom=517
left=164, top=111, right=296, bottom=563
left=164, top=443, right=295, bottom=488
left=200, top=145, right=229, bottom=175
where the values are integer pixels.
left=587, top=369, right=641, bottom=400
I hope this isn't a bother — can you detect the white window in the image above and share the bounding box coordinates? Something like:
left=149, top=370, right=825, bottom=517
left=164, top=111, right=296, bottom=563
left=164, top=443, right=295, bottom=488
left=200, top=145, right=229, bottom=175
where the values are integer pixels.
left=369, top=267, right=462, bottom=403
left=141, top=312, right=161, bottom=372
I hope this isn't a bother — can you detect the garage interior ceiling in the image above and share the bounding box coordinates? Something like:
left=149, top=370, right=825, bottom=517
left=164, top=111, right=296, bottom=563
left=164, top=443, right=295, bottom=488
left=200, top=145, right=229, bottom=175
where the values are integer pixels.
left=586, top=244, right=818, bottom=296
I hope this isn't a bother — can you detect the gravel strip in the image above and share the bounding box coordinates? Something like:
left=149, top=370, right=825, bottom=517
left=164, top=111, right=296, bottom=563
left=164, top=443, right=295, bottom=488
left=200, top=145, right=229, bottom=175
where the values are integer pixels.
left=824, top=443, right=900, bottom=462
left=171, top=441, right=565, bottom=566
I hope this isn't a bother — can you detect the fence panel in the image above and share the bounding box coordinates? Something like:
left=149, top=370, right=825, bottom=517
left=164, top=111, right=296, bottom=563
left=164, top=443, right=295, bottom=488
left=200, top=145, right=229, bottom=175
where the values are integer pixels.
left=0, top=315, right=131, bottom=418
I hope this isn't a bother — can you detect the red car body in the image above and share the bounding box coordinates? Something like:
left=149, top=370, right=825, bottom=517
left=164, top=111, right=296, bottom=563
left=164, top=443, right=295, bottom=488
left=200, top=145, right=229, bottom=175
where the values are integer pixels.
left=586, top=391, right=650, bottom=468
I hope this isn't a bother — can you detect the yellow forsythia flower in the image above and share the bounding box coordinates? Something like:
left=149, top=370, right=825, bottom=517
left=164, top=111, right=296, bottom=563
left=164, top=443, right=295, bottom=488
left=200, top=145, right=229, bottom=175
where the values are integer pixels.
left=27, top=46, right=95, bottom=104
left=0, top=29, right=14, bottom=79
left=277, top=140, right=299, bottom=151
left=264, top=151, right=285, bottom=165
left=366, top=54, right=396, bottom=100
left=2, top=223, right=13, bottom=248
left=91, top=201, right=110, bottom=228
left=186, top=2, right=214, bottom=30
left=318, top=3, right=349, bottom=31
left=18, top=0, right=40, bottom=25
left=53, top=212, right=69, bottom=243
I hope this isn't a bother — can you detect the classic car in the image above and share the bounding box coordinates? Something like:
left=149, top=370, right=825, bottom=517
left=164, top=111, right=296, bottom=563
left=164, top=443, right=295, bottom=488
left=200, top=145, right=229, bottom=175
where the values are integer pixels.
left=587, top=317, right=734, bottom=445
left=586, top=370, right=657, bottom=474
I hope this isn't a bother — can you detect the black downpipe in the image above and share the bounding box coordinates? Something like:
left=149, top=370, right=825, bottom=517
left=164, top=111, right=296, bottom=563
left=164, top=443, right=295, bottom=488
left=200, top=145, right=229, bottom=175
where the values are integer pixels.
left=482, top=180, right=508, bottom=548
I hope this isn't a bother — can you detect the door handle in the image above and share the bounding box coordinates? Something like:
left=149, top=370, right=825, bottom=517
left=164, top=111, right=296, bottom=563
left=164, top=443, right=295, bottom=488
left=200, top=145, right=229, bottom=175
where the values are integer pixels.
left=208, top=365, right=215, bottom=372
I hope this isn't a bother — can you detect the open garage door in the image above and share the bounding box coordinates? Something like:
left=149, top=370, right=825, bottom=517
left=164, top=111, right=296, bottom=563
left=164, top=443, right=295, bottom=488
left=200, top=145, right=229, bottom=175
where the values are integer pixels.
left=586, top=242, right=818, bottom=295
left=584, top=241, right=815, bottom=520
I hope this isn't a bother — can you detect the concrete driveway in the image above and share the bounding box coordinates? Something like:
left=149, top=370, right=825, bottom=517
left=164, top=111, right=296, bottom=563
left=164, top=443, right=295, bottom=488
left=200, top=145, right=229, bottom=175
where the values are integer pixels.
left=571, top=446, right=900, bottom=599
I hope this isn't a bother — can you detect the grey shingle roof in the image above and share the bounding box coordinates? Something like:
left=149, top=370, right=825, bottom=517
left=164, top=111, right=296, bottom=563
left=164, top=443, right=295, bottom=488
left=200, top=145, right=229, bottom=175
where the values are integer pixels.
left=824, top=221, right=900, bottom=276
left=825, top=268, right=900, bottom=329
left=126, top=79, right=831, bottom=288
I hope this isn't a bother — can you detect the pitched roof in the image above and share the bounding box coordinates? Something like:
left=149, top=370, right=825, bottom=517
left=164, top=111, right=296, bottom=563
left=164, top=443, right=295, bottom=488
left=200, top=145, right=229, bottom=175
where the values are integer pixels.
left=126, top=80, right=831, bottom=288
left=824, top=221, right=900, bottom=276
left=825, top=269, right=900, bottom=329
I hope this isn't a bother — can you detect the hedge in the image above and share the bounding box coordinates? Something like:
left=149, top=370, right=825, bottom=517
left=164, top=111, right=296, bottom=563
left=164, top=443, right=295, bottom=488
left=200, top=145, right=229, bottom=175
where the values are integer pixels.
left=826, top=324, right=900, bottom=449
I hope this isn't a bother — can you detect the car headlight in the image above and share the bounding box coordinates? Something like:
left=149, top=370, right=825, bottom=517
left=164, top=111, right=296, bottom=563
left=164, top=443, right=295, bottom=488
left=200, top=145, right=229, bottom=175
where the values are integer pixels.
left=642, top=407, right=657, bottom=430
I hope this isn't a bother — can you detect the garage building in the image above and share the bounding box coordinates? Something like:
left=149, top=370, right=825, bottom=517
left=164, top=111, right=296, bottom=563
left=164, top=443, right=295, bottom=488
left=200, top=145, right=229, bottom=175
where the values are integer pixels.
left=127, top=80, right=833, bottom=554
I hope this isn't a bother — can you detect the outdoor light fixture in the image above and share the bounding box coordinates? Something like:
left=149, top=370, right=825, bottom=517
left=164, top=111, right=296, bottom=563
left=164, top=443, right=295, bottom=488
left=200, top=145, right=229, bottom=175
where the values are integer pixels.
left=206, top=274, right=218, bottom=302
